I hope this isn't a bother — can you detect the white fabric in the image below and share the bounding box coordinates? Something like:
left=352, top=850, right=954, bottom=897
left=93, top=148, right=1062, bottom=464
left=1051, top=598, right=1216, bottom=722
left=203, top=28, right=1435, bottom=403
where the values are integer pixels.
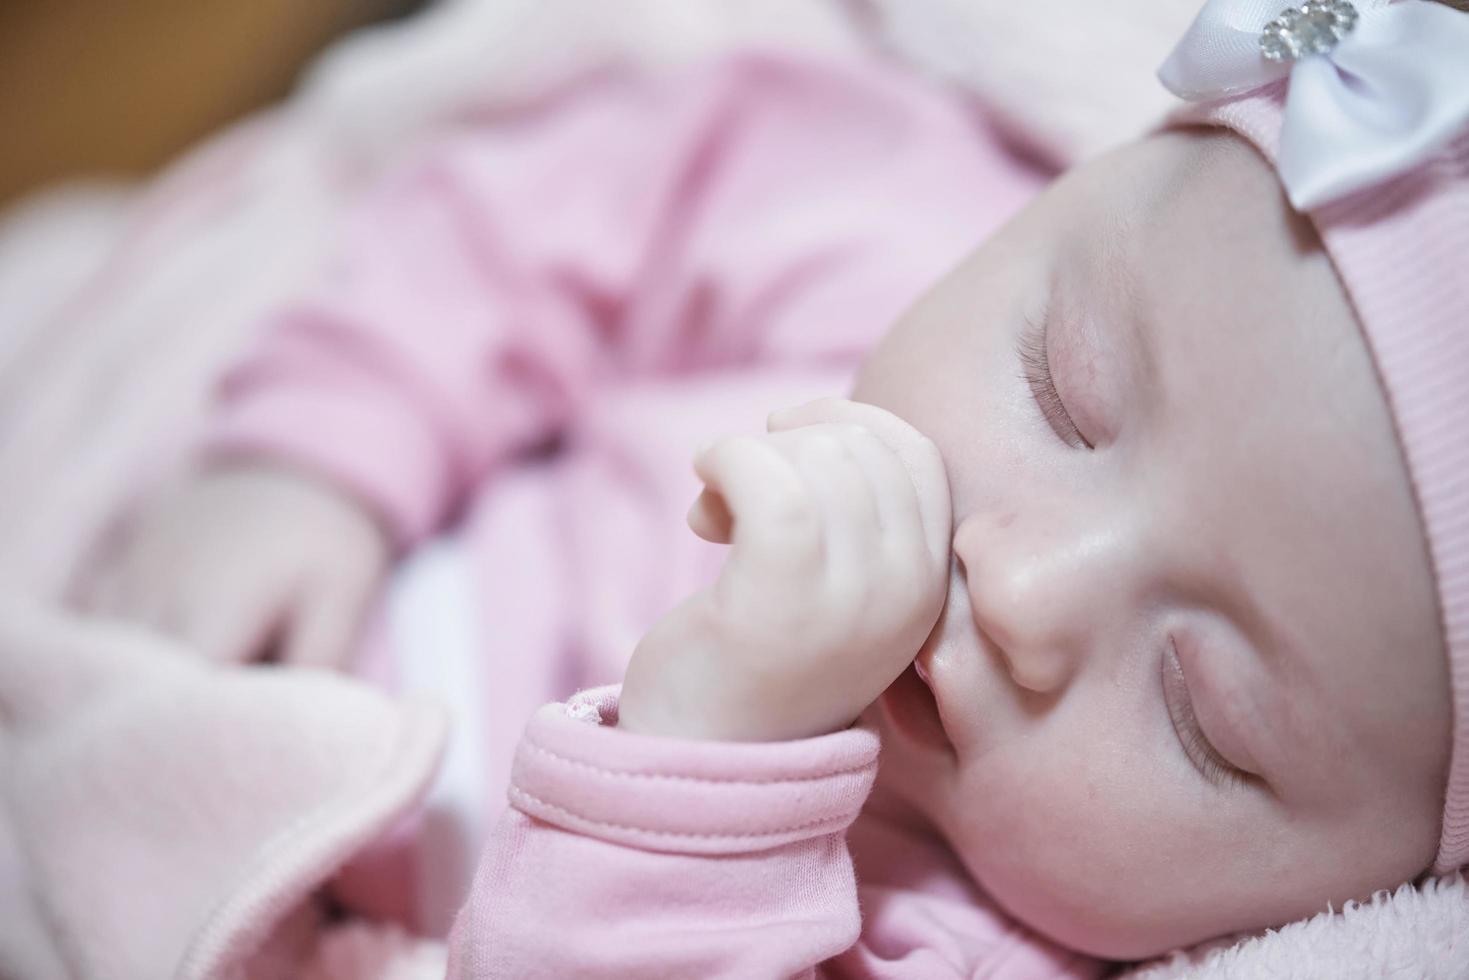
left=1128, top=874, right=1469, bottom=979
left=1158, top=0, right=1469, bottom=208
left=385, top=541, right=490, bottom=937
left=867, top=0, right=1194, bottom=163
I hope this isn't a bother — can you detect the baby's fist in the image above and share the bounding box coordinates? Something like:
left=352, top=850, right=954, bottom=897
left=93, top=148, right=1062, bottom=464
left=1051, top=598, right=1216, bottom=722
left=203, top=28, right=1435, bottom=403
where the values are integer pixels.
left=619, top=399, right=951, bottom=741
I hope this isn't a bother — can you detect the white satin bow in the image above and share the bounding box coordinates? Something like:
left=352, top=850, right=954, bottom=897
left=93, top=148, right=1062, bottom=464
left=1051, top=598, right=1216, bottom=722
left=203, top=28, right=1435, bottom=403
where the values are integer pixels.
left=1159, top=0, right=1469, bottom=209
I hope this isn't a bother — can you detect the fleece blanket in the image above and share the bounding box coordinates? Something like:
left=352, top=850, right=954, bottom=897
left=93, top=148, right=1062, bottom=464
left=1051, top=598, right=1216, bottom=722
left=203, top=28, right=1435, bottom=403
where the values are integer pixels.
left=0, top=1, right=1464, bottom=976
left=0, top=597, right=447, bottom=979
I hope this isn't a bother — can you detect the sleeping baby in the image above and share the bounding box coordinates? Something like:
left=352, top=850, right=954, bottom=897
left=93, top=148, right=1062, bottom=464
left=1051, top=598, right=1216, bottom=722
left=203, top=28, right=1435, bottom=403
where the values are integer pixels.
left=83, top=0, right=1469, bottom=972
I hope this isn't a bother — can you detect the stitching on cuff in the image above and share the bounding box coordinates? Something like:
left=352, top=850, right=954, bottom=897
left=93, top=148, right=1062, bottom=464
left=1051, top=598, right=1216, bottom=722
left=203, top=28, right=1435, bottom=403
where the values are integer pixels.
left=564, top=700, right=602, bottom=724
left=523, top=736, right=876, bottom=787
left=508, top=786, right=851, bottom=842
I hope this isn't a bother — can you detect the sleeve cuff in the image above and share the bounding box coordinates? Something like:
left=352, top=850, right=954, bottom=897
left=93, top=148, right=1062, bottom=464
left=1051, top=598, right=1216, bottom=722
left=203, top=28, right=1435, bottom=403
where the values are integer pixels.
left=507, top=685, right=881, bottom=855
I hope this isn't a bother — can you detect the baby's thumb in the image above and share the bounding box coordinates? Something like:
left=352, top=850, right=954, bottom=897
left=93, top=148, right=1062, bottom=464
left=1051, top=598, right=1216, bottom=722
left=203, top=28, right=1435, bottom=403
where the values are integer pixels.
left=687, top=488, right=734, bottom=544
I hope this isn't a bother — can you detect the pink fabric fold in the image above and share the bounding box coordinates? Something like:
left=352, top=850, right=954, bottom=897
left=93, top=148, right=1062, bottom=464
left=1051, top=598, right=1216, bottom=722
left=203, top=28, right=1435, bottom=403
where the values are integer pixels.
left=0, top=598, right=447, bottom=980
left=204, top=52, right=1046, bottom=551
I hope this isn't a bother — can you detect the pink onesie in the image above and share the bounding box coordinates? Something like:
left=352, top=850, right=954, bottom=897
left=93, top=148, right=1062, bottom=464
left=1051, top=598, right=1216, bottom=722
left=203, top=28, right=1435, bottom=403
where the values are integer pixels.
left=208, top=49, right=1099, bottom=976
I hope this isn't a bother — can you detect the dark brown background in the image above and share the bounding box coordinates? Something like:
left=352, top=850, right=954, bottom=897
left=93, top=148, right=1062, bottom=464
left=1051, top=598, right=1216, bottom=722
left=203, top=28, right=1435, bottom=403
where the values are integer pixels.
left=0, top=0, right=423, bottom=207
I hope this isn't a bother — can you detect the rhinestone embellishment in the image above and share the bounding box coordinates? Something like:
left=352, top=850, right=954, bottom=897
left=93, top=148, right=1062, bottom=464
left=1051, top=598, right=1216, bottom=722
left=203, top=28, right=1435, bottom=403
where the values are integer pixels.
left=1260, top=0, right=1360, bottom=62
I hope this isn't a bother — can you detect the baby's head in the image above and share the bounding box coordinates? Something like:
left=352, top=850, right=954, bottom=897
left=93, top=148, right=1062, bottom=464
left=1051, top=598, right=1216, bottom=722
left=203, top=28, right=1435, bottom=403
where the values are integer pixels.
left=852, top=25, right=1469, bottom=959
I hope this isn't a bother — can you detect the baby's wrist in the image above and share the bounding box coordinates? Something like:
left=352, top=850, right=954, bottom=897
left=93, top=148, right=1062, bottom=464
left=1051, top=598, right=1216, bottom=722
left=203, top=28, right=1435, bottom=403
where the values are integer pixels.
left=616, top=664, right=859, bottom=743
left=615, top=671, right=764, bottom=741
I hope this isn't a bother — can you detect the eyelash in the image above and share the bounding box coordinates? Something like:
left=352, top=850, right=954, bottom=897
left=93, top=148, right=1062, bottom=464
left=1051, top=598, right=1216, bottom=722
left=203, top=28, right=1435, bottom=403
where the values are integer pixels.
left=1017, top=315, right=1093, bottom=450
left=1164, top=640, right=1248, bottom=791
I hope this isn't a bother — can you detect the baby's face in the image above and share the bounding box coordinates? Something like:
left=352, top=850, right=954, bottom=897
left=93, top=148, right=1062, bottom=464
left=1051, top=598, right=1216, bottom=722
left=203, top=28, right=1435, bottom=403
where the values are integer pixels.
left=852, top=130, right=1451, bottom=959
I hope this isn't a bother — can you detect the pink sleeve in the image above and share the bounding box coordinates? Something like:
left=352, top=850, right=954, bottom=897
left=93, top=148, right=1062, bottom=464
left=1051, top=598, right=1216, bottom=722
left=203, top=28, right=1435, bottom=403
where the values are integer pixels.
left=205, top=52, right=1043, bottom=545
left=445, top=687, right=1101, bottom=980
left=445, top=685, right=879, bottom=979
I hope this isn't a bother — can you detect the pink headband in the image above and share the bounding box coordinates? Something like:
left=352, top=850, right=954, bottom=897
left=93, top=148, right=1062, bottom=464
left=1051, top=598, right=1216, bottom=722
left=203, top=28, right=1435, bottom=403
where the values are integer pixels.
left=1159, top=0, right=1469, bottom=873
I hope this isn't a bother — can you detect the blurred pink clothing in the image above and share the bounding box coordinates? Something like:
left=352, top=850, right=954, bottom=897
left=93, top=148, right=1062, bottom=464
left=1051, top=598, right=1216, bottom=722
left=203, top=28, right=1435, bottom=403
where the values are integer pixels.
left=209, top=50, right=1089, bottom=975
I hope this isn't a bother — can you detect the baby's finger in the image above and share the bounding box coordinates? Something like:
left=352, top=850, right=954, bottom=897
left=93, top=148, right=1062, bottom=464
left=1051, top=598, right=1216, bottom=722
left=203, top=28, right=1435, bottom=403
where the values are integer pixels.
left=769, top=397, right=896, bottom=433
left=75, top=562, right=120, bottom=616
left=766, top=426, right=880, bottom=574
left=686, top=488, right=734, bottom=544
left=694, top=435, right=820, bottom=581
left=837, top=424, right=926, bottom=547
left=77, top=535, right=156, bottom=619
left=281, top=590, right=362, bottom=670
left=97, top=556, right=172, bottom=632
left=771, top=398, right=950, bottom=563
left=170, top=590, right=280, bottom=664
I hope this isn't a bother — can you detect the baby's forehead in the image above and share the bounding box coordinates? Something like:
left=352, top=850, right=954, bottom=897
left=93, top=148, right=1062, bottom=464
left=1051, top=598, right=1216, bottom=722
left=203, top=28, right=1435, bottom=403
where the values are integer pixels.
left=1056, top=131, right=1284, bottom=270
left=1058, top=134, right=1353, bottom=380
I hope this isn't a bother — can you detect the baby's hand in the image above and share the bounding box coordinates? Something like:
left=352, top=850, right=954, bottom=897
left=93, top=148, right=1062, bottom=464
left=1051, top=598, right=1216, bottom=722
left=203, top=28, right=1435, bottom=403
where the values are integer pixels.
left=77, top=464, right=390, bottom=668
left=618, top=398, right=952, bottom=741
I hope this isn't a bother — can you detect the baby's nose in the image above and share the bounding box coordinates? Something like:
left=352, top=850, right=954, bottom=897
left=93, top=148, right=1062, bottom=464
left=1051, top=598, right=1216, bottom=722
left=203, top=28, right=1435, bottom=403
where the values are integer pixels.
left=951, top=511, right=1118, bottom=695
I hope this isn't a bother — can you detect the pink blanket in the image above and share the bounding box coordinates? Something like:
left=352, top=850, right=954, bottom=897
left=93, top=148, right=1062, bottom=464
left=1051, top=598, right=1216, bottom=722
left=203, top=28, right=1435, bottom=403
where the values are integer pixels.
left=0, top=598, right=446, bottom=978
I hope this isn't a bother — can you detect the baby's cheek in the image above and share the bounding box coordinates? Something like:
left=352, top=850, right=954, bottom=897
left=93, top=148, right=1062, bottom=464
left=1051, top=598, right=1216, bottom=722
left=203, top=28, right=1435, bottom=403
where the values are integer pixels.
left=942, top=745, right=1225, bottom=959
